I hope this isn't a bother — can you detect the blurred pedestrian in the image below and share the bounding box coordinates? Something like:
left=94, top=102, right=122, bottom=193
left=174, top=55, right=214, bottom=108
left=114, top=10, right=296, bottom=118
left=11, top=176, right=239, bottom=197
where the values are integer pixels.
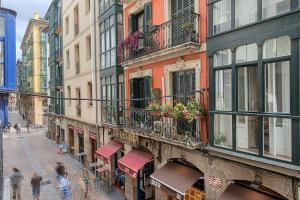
left=80, top=168, right=90, bottom=199
left=58, top=173, right=71, bottom=200
left=9, top=168, right=23, bottom=200
left=26, top=122, right=30, bottom=133
left=30, top=172, right=42, bottom=200
left=55, top=162, right=65, bottom=185
left=7, top=122, right=11, bottom=132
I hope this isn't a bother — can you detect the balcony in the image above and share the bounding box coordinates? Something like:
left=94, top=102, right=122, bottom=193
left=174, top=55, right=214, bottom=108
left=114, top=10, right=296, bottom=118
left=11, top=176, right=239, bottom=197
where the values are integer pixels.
left=118, top=12, right=200, bottom=67
left=74, top=24, right=79, bottom=36
left=121, top=93, right=205, bottom=150
left=75, top=62, right=80, bottom=74
left=76, top=104, right=81, bottom=116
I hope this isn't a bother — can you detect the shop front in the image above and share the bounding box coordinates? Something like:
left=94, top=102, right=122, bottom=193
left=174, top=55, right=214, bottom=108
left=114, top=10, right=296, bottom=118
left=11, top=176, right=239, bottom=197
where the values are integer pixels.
left=76, top=127, right=85, bottom=165
left=95, top=140, right=125, bottom=193
left=150, top=161, right=205, bottom=200
left=89, top=132, right=97, bottom=163
left=68, top=125, right=74, bottom=155
left=118, top=149, right=154, bottom=200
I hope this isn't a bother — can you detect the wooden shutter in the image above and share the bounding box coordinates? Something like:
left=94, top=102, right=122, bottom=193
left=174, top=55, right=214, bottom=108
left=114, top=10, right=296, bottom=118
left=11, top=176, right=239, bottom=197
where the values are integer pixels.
left=143, top=2, right=152, bottom=33
left=144, top=76, right=152, bottom=106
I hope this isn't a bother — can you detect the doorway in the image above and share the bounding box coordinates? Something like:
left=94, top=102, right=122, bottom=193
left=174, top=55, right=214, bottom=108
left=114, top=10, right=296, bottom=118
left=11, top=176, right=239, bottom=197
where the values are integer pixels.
left=78, top=133, right=85, bottom=164
left=90, top=138, right=97, bottom=163
left=69, top=128, right=74, bottom=155
left=131, top=76, right=152, bottom=109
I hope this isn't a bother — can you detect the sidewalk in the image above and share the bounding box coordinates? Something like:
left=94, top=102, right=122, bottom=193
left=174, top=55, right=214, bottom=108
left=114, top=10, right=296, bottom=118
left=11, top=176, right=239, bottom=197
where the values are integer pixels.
left=3, top=111, right=126, bottom=200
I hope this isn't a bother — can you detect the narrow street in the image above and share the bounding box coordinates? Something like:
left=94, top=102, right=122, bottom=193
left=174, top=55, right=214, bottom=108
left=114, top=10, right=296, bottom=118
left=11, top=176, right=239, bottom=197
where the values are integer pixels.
left=3, top=111, right=125, bottom=200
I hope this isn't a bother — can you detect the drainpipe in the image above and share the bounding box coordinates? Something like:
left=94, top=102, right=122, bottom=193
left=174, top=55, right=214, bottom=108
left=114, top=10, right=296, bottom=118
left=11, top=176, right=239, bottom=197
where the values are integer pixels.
left=93, top=0, right=100, bottom=148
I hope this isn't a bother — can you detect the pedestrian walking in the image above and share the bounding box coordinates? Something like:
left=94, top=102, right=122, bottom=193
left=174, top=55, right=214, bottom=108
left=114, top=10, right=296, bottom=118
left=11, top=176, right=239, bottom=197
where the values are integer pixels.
left=30, top=172, right=42, bottom=200
left=55, top=162, right=65, bottom=185
left=9, top=168, right=23, bottom=200
left=26, top=122, right=30, bottom=133
left=58, top=173, right=71, bottom=200
left=7, top=122, right=11, bottom=132
left=79, top=168, right=90, bottom=199
left=57, top=143, right=64, bottom=155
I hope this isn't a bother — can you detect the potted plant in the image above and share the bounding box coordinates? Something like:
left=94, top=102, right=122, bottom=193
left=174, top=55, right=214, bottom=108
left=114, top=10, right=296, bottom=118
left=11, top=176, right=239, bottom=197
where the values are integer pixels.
left=172, top=103, right=186, bottom=119
left=215, top=134, right=227, bottom=146
left=147, top=102, right=161, bottom=118
left=186, top=99, right=205, bottom=119
left=180, top=22, right=195, bottom=41
left=161, top=104, right=173, bottom=117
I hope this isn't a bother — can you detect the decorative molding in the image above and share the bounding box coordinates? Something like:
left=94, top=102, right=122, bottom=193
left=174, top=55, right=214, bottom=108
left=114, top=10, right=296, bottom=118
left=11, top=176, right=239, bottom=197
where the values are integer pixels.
left=175, top=57, right=186, bottom=69
left=129, top=68, right=152, bottom=79
left=129, top=0, right=151, bottom=14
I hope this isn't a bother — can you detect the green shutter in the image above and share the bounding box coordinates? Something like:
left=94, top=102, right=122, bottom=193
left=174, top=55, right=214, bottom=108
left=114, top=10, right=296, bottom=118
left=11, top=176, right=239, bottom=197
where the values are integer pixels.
left=144, top=2, right=152, bottom=33
left=144, top=76, right=152, bottom=106
left=130, top=79, right=134, bottom=107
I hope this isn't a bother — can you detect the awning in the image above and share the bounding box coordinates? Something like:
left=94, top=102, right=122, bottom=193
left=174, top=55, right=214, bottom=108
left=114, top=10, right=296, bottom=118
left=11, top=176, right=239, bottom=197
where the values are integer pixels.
left=95, top=140, right=123, bottom=162
left=150, top=162, right=203, bottom=197
left=218, top=183, right=281, bottom=200
left=118, top=149, right=153, bottom=178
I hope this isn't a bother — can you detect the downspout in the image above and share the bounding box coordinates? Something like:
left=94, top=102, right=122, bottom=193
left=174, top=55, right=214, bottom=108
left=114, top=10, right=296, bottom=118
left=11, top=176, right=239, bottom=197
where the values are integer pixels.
left=93, top=0, right=100, bottom=148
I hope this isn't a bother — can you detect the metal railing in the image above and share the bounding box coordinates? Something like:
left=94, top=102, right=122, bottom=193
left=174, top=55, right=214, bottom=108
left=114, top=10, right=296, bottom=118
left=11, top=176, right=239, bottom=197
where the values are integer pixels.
left=118, top=12, right=200, bottom=63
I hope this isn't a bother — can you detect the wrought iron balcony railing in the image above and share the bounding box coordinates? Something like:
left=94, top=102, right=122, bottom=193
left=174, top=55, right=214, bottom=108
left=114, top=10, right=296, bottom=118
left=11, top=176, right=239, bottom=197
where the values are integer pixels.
left=118, top=12, right=200, bottom=63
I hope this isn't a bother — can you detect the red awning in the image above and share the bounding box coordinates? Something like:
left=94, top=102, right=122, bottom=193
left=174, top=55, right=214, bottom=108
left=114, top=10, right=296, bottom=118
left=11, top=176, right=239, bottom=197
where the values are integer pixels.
left=118, top=149, right=153, bottom=178
left=95, top=140, right=123, bottom=162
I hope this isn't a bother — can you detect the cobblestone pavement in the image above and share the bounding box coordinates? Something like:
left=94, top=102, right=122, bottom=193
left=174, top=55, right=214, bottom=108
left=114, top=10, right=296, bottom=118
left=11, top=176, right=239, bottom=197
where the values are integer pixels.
left=3, top=111, right=126, bottom=200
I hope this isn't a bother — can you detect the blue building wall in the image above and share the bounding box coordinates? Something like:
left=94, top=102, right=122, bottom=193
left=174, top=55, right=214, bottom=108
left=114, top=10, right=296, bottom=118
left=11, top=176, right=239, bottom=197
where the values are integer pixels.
left=0, top=8, right=16, bottom=127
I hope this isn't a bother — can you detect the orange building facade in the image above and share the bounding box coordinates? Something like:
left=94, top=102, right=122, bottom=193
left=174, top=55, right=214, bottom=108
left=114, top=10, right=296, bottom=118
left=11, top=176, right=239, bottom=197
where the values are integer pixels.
left=115, top=0, right=209, bottom=199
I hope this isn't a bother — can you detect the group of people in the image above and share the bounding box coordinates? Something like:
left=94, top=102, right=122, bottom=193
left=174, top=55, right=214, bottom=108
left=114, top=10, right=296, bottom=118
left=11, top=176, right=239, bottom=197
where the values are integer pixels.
left=9, top=168, right=43, bottom=200
left=4, top=122, right=30, bottom=133
left=55, top=162, right=91, bottom=200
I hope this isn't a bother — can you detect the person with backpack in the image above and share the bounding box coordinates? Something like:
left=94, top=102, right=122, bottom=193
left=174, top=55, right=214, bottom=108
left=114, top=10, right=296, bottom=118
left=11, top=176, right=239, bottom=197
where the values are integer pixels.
left=9, top=168, right=24, bottom=200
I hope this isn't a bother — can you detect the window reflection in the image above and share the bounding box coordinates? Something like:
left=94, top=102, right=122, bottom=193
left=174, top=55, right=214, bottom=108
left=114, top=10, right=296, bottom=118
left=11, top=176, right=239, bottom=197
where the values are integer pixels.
left=213, top=0, right=231, bottom=34
left=214, top=114, right=232, bottom=148
left=262, top=0, right=290, bottom=19
left=235, top=0, right=257, bottom=27
left=215, top=69, right=232, bottom=111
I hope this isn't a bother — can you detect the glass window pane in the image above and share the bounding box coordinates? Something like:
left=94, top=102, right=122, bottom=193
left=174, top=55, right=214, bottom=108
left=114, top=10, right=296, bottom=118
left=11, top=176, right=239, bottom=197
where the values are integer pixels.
left=236, top=45, right=247, bottom=63
left=237, top=66, right=258, bottom=111
left=214, top=114, right=232, bottom=148
left=101, top=54, right=105, bottom=69
left=263, top=38, right=276, bottom=59
left=106, top=51, right=110, bottom=68
left=101, top=33, right=105, bottom=52
left=214, top=49, right=232, bottom=67
left=110, top=15, right=114, bottom=26
left=236, top=116, right=259, bottom=154
left=111, top=48, right=116, bottom=66
left=106, top=30, right=110, bottom=50
left=215, top=69, right=232, bottom=111
left=246, top=43, right=258, bottom=61
left=277, top=36, right=291, bottom=57
left=213, top=0, right=231, bottom=34
left=0, top=17, right=4, bottom=37
left=111, top=26, right=116, bottom=48
left=0, top=41, right=4, bottom=63
left=235, top=0, right=257, bottom=27
left=265, top=61, right=290, bottom=113
left=262, top=0, right=290, bottom=19
left=0, top=64, right=3, bottom=86
left=264, top=117, right=291, bottom=161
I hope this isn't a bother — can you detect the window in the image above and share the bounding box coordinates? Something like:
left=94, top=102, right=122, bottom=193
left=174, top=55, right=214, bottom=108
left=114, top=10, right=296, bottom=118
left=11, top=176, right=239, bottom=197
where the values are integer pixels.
left=74, top=5, right=79, bottom=36
left=67, top=86, right=71, bottom=105
left=264, top=61, right=290, bottom=113
left=85, top=0, right=90, bottom=14
left=66, top=50, right=70, bottom=68
left=65, top=16, right=69, bottom=35
left=236, top=43, right=258, bottom=63
left=0, top=17, right=4, bottom=37
left=213, top=49, right=232, bottom=67
left=264, top=117, right=291, bottom=161
left=263, top=36, right=291, bottom=59
left=76, top=88, right=81, bottom=106
left=0, top=41, right=4, bottom=63
left=100, top=15, right=116, bottom=69
left=214, top=114, right=232, bottom=148
left=235, top=0, right=257, bottom=27
left=101, top=76, right=117, bottom=124
left=215, top=69, right=232, bottom=111
left=262, top=0, right=290, bottom=19
left=88, top=82, right=92, bottom=105
left=213, top=0, right=231, bottom=34
left=86, top=35, right=91, bottom=60
left=0, top=64, right=3, bottom=86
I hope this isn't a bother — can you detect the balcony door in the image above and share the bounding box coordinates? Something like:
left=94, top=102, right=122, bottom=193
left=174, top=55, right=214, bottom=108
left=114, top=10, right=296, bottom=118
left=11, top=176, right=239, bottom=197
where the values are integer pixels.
left=130, top=76, right=152, bottom=109
left=171, top=0, right=195, bottom=45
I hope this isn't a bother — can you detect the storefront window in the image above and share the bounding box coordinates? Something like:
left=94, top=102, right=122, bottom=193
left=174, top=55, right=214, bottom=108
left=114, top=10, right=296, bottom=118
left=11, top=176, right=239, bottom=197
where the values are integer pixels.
left=0, top=17, right=4, bottom=37
left=235, top=0, right=257, bottom=27
left=214, top=114, right=232, bottom=148
left=213, top=0, right=231, bottom=34
left=236, top=116, right=259, bottom=154
left=262, top=0, right=290, bottom=19
left=263, top=117, right=291, bottom=161
left=263, top=36, right=291, bottom=59
left=265, top=61, right=290, bottom=113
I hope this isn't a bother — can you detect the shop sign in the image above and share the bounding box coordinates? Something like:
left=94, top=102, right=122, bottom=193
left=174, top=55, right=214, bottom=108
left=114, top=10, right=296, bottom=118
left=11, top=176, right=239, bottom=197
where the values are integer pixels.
left=208, top=176, right=222, bottom=188
left=112, top=131, right=139, bottom=143
left=150, top=178, right=183, bottom=200
left=118, top=163, right=137, bottom=178
left=150, top=179, right=161, bottom=189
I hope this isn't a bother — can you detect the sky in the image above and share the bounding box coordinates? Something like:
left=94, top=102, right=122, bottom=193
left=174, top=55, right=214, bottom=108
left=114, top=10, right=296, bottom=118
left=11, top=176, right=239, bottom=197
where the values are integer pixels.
left=2, top=0, right=52, bottom=59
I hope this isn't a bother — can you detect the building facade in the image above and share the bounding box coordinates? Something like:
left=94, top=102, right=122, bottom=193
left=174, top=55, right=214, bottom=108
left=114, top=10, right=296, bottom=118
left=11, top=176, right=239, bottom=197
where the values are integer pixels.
left=0, top=8, right=16, bottom=127
left=62, top=0, right=101, bottom=165
left=19, top=13, right=48, bottom=126
left=45, top=0, right=65, bottom=143
left=207, top=0, right=300, bottom=199
left=95, top=0, right=209, bottom=199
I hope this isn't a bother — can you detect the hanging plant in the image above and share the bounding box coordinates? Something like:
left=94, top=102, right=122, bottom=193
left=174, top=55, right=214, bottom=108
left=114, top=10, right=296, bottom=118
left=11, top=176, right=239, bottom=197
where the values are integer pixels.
left=117, top=31, right=143, bottom=58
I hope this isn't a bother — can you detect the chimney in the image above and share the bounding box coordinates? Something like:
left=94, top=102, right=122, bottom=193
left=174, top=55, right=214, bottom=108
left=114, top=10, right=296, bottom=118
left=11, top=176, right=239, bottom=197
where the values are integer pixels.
left=34, top=12, right=39, bottom=20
